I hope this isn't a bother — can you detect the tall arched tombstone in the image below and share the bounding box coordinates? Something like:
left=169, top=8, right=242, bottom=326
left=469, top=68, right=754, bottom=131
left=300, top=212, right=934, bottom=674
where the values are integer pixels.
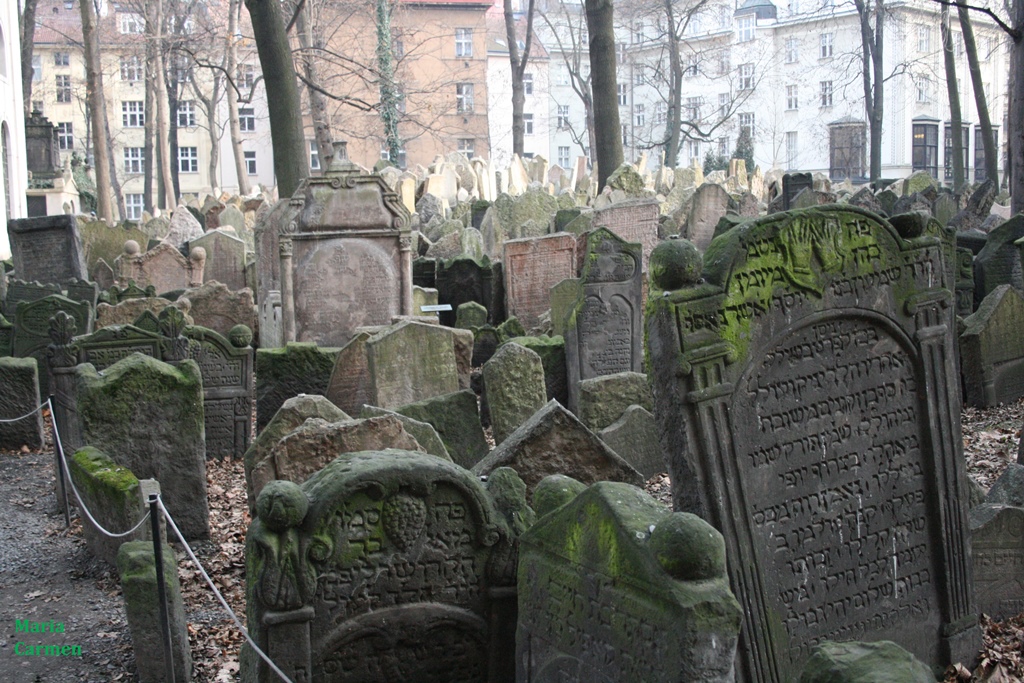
left=645, top=206, right=980, bottom=683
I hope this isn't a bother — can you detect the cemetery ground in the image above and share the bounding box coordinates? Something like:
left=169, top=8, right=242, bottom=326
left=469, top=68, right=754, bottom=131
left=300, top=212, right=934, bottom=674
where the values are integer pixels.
left=0, top=401, right=1022, bottom=682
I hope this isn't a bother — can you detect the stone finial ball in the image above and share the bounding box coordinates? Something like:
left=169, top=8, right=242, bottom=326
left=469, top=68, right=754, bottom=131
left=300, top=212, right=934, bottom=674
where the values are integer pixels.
left=531, top=474, right=587, bottom=518
left=256, top=480, right=309, bottom=531
left=189, top=246, right=206, bottom=263
left=649, top=237, right=702, bottom=291
left=124, top=240, right=141, bottom=255
left=650, top=511, right=726, bottom=581
left=228, top=324, right=253, bottom=348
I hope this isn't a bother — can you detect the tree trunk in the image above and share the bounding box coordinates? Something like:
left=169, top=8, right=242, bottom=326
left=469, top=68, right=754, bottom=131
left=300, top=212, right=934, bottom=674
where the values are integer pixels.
left=504, top=0, right=535, bottom=157
left=104, top=113, right=126, bottom=221
left=376, top=0, right=401, bottom=165
left=79, top=0, right=113, bottom=222
left=1011, top=2, right=1024, bottom=215
left=663, top=0, right=682, bottom=166
left=245, top=0, right=308, bottom=199
left=206, top=78, right=222, bottom=190
left=144, top=72, right=155, bottom=213
left=942, top=4, right=964, bottom=191
left=297, top=0, right=335, bottom=168
left=20, top=0, right=40, bottom=115
left=584, top=0, right=622, bottom=189
left=958, top=7, right=997, bottom=185
left=169, top=74, right=181, bottom=201
left=226, top=0, right=251, bottom=195
left=148, top=0, right=176, bottom=210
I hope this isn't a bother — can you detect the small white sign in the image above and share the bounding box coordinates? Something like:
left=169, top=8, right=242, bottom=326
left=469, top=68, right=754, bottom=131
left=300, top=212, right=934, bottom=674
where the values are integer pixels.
left=420, top=304, right=453, bottom=312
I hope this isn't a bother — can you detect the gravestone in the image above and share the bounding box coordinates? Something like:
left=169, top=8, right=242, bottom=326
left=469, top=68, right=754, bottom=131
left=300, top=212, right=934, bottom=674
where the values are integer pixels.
left=14, top=294, right=93, bottom=394
left=504, top=234, right=577, bottom=331
left=95, top=297, right=180, bottom=328
left=0, top=357, right=45, bottom=450
left=549, top=279, right=581, bottom=338
left=564, top=229, right=643, bottom=413
left=2, top=279, right=62, bottom=318
left=960, top=285, right=1024, bottom=407
left=256, top=343, right=341, bottom=431
left=77, top=354, right=209, bottom=539
left=366, top=321, right=460, bottom=409
left=598, top=405, right=664, bottom=479
left=577, top=371, right=653, bottom=432
left=646, top=206, right=979, bottom=682
left=66, top=279, right=99, bottom=309
left=395, top=390, right=488, bottom=470
left=517, top=481, right=741, bottom=682
left=973, top=214, right=1024, bottom=308
left=969, top=504, right=1024, bottom=620
left=116, top=242, right=204, bottom=294
left=506, top=335, right=569, bottom=407
left=955, top=248, right=976, bottom=317
left=483, top=342, right=547, bottom=445
left=164, top=207, right=204, bottom=248
left=178, top=281, right=256, bottom=336
left=8, top=214, right=87, bottom=283
left=591, top=199, right=660, bottom=272
left=435, top=257, right=500, bottom=327
left=190, top=228, right=248, bottom=291
left=244, top=452, right=517, bottom=683
left=685, top=184, right=731, bottom=251
left=324, top=331, right=374, bottom=416
left=283, top=146, right=413, bottom=347
left=782, top=172, right=814, bottom=210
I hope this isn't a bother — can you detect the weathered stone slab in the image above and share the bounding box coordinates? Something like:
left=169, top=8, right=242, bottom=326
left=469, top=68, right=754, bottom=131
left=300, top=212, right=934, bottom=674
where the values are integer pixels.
left=178, top=281, right=256, bottom=337
left=483, top=342, right=547, bottom=445
left=646, top=206, right=979, bottom=681
left=435, top=257, right=501, bottom=328
left=366, top=321, right=459, bottom=409
left=324, top=331, right=373, bottom=416
left=0, top=357, right=44, bottom=450
left=505, top=335, right=568, bottom=407
left=256, top=343, right=341, bottom=431
left=359, top=404, right=451, bottom=461
left=685, top=183, right=730, bottom=251
left=591, top=198, right=660, bottom=272
left=14, top=294, right=93, bottom=395
left=244, top=452, right=516, bottom=682
left=95, top=297, right=180, bottom=329
left=598, top=405, right=664, bottom=479
left=577, top=371, right=653, bottom=431
left=961, top=285, right=1024, bottom=407
left=549, top=279, right=581, bottom=338
left=517, top=481, right=741, bottom=682
left=973, top=214, right=1024, bottom=308
left=473, top=400, right=643, bottom=495
left=504, top=233, right=577, bottom=331
left=8, top=214, right=87, bottom=284
left=2, top=279, right=61, bottom=318
left=798, top=641, right=934, bottom=683
left=77, top=354, right=209, bottom=539
left=969, top=504, right=1024, bottom=620
left=115, top=242, right=204, bottom=294
left=395, top=390, right=488, bottom=470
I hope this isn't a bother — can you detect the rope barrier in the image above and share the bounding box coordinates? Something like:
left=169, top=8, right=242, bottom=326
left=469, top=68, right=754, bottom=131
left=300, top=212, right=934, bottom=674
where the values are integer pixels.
left=0, top=402, right=46, bottom=423
left=157, top=498, right=293, bottom=683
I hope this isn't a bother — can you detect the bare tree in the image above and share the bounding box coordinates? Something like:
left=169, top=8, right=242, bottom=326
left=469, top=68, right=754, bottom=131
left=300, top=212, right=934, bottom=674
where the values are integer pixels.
left=504, top=0, right=537, bottom=156
left=853, top=0, right=885, bottom=182
left=585, top=0, right=623, bottom=188
left=539, top=0, right=595, bottom=162
left=958, top=6, right=998, bottom=184
left=147, top=0, right=177, bottom=210
left=20, top=0, right=40, bottom=115
left=79, top=0, right=114, bottom=222
left=293, top=0, right=336, bottom=168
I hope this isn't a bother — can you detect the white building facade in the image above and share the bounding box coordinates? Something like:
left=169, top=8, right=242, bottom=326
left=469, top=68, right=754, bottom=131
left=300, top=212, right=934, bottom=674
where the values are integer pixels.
left=0, top=0, right=29, bottom=257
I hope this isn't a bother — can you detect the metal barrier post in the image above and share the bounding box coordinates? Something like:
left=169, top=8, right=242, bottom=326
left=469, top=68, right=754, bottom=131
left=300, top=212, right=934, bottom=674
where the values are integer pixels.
left=49, top=396, right=71, bottom=528
left=149, top=493, right=176, bottom=682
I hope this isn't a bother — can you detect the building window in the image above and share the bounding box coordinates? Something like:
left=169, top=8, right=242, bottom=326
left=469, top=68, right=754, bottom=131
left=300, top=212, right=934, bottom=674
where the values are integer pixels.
left=55, top=75, right=72, bottom=103
left=455, top=28, right=473, bottom=57
left=523, top=73, right=533, bottom=95
left=622, top=124, right=629, bottom=146
left=57, top=122, right=73, bottom=150
left=786, top=85, right=798, bottom=110
left=31, top=55, right=41, bottom=82
left=917, top=25, right=931, bottom=52
left=944, top=123, right=969, bottom=181
left=684, top=56, right=698, bottom=77
left=556, top=65, right=570, bottom=86
left=558, top=146, right=570, bottom=167
left=458, top=138, right=475, bottom=158
left=54, top=52, right=70, bottom=66
left=456, top=83, right=474, bottom=113
left=719, top=93, right=730, bottom=119
left=237, top=64, right=255, bottom=90
left=123, top=147, right=145, bottom=174
left=684, top=97, right=700, bottom=121
left=309, top=141, right=320, bottom=170
left=125, top=194, right=144, bottom=221
left=634, top=65, right=645, bottom=86
left=820, top=33, right=834, bottom=59
left=656, top=101, right=667, bottom=124
left=786, top=131, right=798, bottom=169
left=245, top=151, right=257, bottom=175
left=953, top=31, right=964, bottom=57
left=912, top=122, right=939, bottom=178
left=820, top=80, right=833, bottom=107
left=737, top=15, right=755, bottom=42
left=739, top=63, right=754, bottom=90
left=524, top=113, right=534, bottom=135
left=739, top=112, right=755, bottom=138
left=916, top=76, right=931, bottom=103
left=633, top=20, right=645, bottom=44
left=634, top=104, right=645, bottom=127
left=718, top=136, right=729, bottom=155
left=120, top=56, right=143, bottom=82
left=785, top=37, right=799, bottom=64
left=829, top=122, right=866, bottom=180
left=177, top=101, right=196, bottom=128
left=122, top=101, right=144, bottom=127
left=557, top=104, right=570, bottom=129
left=239, top=107, right=255, bottom=132
left=617, top=84, right=627, bottom=106
left=975, top=126, right=998, bottom=182
left=178, top=146, right=199, bottom=173
left=119, top=13, right=144, bottom=34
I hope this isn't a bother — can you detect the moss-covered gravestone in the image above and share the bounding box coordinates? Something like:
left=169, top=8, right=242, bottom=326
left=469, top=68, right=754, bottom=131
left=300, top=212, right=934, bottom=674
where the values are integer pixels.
left=0, top=357, right=44, bottom=450
left=243, top=452, right=517, bottom=682
left=517, top=481, right=741, bottom=681
left=366, top=320, right=460, bottom=409
left=960, top=285, right=1024, bottom=407
left=646, top=206, right=980, bottom=682
left=482, top=342, right=547, bottom=445
left=77, top=354, right=209, bottom=539
left=256, top=343, right=341, bottom=431
left=394, top=390, right=489, bottom=469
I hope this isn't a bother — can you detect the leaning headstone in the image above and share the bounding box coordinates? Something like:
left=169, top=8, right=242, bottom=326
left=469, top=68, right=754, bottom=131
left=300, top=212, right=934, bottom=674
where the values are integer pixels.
left=473, top=399, right=643, bottom=494
left=564, top=229, right=643, bottom=413
left=394, top=389, right=488, bottom=469
left=969, top=503, right=1024, bottom=620
left=255, top=343, right=341, bottom=431
left=366, top=320, right=459, bottom=409
left=577, top=371, right=653, bottom=431
left=455, top=301, right=488, bottom=330
left=955, top=247, right=976, bottom=316
left=504, top=233, right=577, bottom=331
left=118, top=541, right=192, bottom=683
left=960, top=285, right=1024, bottom=407
left=973, top=214, right=1024, bottom=308
left=591, top=198, right=660, bottom=271
left=323, top=331, right=374, bottom=416
left=505, top=335, right=568, bottom=406
left=77, top=354, right=209, bottom=539
left=598, top=405, right=664, bottom=479
left=483, top=342, right=547, bottom=445
left=359, top=404, right=451, bottom=461
left=243, top=455, right=517, bottom=683
left=685, top=183, right=731, bottom=251
left=0, top=357, right=45, bottom=450
left=646, top=205, right=979, bottom=680
left=517, top=481, right=741, bottom=682
left=8, top=214, right=87, bottom=283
